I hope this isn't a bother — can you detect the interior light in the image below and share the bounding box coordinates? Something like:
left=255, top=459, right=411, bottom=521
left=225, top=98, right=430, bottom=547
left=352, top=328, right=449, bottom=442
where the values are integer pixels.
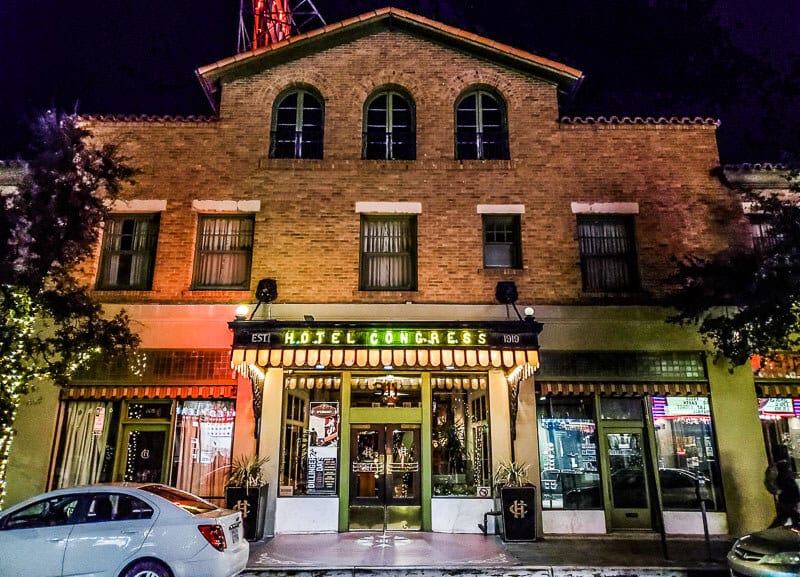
left=383, top=365, right=393, bottom=370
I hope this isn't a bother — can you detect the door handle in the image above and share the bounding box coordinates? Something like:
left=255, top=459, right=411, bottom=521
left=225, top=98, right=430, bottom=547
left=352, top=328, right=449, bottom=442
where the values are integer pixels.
left=46, top=537, right=65, bottom=542
left=120, top=530, right=139, bottom=534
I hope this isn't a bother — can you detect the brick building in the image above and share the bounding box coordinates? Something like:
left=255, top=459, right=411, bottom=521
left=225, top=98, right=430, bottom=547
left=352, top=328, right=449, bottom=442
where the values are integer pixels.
left=6, top=8, right=776, bottom=537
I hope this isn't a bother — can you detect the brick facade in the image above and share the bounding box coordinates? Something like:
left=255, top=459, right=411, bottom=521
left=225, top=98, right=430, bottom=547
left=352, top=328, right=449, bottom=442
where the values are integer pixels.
left=83, top=27, right=743, bottom=307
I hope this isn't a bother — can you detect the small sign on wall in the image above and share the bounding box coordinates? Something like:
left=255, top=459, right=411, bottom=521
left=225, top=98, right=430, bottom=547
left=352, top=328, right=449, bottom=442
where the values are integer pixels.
left=279, top=485, right=294, bottom=496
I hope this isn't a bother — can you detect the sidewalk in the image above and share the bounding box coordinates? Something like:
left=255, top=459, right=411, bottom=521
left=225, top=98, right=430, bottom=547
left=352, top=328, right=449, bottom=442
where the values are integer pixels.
left=241, top=532, right=733, bottom=577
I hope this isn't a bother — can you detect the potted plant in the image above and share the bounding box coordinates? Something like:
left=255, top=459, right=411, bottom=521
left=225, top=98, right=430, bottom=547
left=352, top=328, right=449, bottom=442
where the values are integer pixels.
left=494, top=460, right=537, bottom=541
left=225, top=454, right=270, bottom=541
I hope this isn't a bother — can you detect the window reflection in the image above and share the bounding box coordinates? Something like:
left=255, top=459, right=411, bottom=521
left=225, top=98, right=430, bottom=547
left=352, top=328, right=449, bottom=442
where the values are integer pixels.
left=537, top=397, right=601, bottom=509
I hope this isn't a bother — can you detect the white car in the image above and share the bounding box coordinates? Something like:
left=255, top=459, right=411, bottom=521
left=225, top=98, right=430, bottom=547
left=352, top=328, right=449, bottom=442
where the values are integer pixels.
left=0, top=483, right=249, bottom=577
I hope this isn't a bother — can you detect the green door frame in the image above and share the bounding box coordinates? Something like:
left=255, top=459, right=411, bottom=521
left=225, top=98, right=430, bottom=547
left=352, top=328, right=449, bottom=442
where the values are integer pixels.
left=338, top=372, right=431, bottom=531
left=598, top=421, right=654, bottom=530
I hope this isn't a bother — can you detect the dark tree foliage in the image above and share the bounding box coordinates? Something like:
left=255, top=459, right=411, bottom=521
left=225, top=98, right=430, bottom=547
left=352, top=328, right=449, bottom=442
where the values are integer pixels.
left=665, top=172, right=800, bottom=366
left=0, top=111, right=140, bottom=499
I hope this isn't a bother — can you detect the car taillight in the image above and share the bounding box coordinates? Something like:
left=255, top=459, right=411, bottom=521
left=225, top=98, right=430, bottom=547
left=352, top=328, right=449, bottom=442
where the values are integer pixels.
left=198, top=524, right=227, bottom=551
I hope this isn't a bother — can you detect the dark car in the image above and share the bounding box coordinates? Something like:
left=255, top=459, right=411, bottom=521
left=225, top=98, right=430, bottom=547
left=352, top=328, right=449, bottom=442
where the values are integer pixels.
left=563, top=467, right=712, bottom=509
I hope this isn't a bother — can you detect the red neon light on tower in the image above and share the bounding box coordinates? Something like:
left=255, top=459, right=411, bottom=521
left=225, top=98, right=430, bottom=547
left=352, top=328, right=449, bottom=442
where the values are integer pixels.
left=254, top=0, right=292, bottom=48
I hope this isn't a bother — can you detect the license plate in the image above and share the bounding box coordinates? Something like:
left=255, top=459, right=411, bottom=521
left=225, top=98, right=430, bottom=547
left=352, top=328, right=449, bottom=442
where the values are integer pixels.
left=229, top=521, right=240, bottom=543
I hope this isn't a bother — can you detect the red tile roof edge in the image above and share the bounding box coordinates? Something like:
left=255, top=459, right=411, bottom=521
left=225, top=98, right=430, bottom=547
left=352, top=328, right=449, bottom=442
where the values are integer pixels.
left=79, top=114, right=218, bottom=123
left=560, top=116, right=721, bottom=127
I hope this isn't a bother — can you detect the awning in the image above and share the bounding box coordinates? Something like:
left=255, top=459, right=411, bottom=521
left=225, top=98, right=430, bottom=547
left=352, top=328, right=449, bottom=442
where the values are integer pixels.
left=231, top=347, right=539, bottom=370
left=757, top=383, right=800, bottom=397
left=61, top=384, right=238, bottom=401
left=537, top=381, right=709, bottom=397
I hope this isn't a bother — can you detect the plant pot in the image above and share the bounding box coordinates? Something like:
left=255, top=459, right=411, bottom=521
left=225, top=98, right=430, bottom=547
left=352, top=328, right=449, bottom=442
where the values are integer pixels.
left=498, top=485, right=537, bottom=541
left=225, top=484, right=268, bottom=541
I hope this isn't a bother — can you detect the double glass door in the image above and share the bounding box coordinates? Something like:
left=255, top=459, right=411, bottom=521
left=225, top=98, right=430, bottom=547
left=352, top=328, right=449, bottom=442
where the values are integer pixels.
left=349, top=424, right=421, bottom=530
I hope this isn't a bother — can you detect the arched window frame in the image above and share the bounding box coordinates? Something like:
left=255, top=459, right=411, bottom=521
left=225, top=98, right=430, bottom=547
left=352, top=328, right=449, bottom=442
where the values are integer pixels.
left=454, top=88, right=509, bottom=160
left=362, top=89, right=416, bottom=160
left=269, top=87, right=324, bottom=159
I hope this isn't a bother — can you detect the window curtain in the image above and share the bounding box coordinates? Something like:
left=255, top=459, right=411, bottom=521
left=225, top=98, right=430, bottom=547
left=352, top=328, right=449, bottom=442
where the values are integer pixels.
left=172, top=401, right=235, bottom=500
left=56, top=401, right=114, bottom=488
left=578, top=218, right=634, bottom=290
left=100, top=217, right=156, bottom=288
left=195, top=217, right=253, bottom=287
left=362, top=218, right=413, bottom=288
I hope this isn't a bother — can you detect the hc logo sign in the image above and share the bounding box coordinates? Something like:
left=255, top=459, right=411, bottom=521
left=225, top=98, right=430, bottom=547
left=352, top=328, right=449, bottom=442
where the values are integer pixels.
left=233, top=499, right=251, bottom=518
left=508, top=499, right=528, bottom=519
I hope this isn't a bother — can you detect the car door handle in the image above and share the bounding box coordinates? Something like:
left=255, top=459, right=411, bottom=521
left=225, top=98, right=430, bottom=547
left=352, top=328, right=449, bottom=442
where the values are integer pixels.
left=120, top=529, right=140, bottom=534
left=46, top=537, right=66, bottom=542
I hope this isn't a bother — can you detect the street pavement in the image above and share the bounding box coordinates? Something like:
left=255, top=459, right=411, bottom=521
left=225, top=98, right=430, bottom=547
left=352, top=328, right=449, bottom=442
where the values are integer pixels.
left=241, top=532, right=733, bottom=577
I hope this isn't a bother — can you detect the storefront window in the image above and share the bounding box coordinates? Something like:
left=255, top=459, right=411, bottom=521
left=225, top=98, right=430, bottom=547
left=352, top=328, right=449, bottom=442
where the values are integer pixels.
left=171, top=400, right=235, bottom=502
left=279, top=374, right=341, bottom=496
left=758, top=397, right=800, bottom=472
left=53, top=401, right=121, bottom=488
left=350, top=374, right=421, bottom=408
left=537, top=396, right=601, bottom=509
left=431, top=374, right=491, bottom=496
left=651, top=396, right=724, bottom=511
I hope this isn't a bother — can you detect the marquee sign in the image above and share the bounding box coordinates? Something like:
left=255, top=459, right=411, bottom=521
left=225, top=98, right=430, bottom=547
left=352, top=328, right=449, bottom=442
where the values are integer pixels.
left=230, top=320, right=542, bottom=350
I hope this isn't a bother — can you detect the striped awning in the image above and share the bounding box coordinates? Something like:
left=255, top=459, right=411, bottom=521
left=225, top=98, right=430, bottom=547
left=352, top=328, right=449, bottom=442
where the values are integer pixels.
left=537, top=381, right=709, bottom=397
left=231, top=347, right=539, bottom=370
left=757, top=382, right=800, bottom=397
left=61, top=384, right=238, bottom=401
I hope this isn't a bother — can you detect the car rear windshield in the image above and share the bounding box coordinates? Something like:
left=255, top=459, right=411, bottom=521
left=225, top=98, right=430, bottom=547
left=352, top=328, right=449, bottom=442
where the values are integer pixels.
left=140, top=485, right=218, bottom=515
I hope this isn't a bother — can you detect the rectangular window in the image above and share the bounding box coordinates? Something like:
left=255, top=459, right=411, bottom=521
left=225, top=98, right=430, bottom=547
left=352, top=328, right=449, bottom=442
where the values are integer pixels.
left=537, top=396, right=601, bottom=509
left=577, top=214, right=639, bottom=292
left=749, top=214, right=779, bottom=253
left=96, top=214, right=159, bottom=290
left=193, top=215, right=254, bottom=289
left=279, top=377, right=341, bottom=496
left=360, top=215, right=417, bottom=291
left=651, top=396, right=724, bottom=511
left=483, top=214, right=521, bottom=268
left=759, top=397, right=800, bottom=473
left=171, top=400, right=235, bottom=503
left=432, top=374, right=491, bottom=496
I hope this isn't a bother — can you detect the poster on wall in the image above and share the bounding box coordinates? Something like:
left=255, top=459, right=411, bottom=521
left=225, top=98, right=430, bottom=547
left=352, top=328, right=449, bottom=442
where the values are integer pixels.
left=306, top=402, right=339, bottom=494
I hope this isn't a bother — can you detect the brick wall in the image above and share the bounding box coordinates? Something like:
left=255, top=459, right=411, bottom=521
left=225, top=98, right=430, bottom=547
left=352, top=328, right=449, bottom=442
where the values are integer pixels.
left=84, top=30, right=745, bottom=306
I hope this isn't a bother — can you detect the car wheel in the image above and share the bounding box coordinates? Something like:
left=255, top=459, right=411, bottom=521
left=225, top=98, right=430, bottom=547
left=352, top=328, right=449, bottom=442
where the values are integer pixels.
left=120, top=560, right=171, bottom=577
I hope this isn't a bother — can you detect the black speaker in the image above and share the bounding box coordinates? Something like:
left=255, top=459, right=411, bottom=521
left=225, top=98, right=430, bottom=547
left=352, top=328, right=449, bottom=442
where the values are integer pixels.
left=256, top=278, right=278, bottom=303
left=495, top=281, right=518, bottom=305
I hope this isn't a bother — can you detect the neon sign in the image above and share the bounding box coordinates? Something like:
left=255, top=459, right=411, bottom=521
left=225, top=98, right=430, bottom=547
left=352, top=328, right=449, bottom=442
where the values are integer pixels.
left=232, top=320, right=543, bottom=350
left=256, top=328, right=489, bottom=347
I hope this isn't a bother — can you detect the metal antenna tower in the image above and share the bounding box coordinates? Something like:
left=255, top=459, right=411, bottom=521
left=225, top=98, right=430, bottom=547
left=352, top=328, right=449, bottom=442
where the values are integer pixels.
left=237, top=0, right=327, bottom=52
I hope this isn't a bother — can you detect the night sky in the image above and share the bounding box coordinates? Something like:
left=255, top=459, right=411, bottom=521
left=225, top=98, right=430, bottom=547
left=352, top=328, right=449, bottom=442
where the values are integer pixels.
left=2, top=0, right=798, bottom=162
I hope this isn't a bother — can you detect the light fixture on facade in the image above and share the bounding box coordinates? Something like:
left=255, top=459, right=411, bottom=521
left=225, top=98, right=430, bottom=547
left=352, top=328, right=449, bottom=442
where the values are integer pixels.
left=496, top=281, right=525, bottom=321
left=304, top=315, right=315, bottom=322
left=235, top=304, right=249, bottom=320
left=250, top=278, right=278, bottom=319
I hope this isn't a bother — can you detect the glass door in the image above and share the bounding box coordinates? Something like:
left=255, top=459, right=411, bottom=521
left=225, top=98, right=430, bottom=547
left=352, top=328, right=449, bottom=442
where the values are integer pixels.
left=602, top=428, right=653, bottom=530
left=349, top=424, right=421, bottom=530
left=118, top=424, right=170, bottom=483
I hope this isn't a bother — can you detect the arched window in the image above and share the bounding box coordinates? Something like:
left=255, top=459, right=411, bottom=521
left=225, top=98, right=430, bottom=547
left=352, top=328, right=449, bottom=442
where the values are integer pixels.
left=270, top=88, right=324, bottom=159
left=455, top=89, right=509, bottom=160
left=363, top=90, right=415, bottom=160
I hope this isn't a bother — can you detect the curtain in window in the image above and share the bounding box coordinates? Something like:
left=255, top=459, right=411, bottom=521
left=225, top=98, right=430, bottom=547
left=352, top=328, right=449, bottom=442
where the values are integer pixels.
left=194, top=217, right=253, bottom=288
left=99, top=216, right=158, bottom=289
left=362, top=218, right=414, bottom=289
left=172, top=401, right=235, bottom=500
left=56, top=401, right=114, bottom=488
left=578, top=217, right=636, bottom=291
